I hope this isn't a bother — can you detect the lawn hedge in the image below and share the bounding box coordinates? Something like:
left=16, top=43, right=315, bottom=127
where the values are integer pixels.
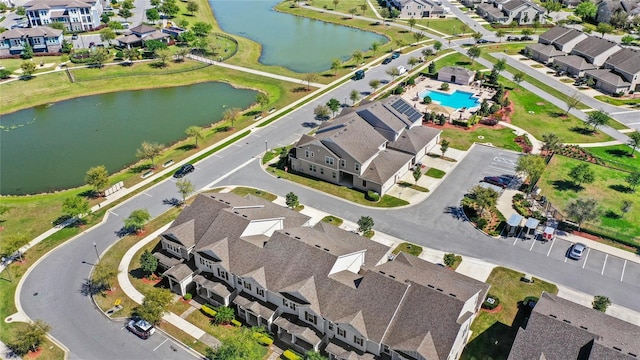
left=201, top=304, right=217, bottom=317
left=283, top=350, right=303, bottom=360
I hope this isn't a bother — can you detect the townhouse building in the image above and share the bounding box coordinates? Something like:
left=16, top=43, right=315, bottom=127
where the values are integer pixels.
left=0, top=26, right=63, bottom=56
left=154, top=192, right=490, bottom=360
left=476, top=0, right=545, bottom=25
left=389, top=0, right=446, bottom=18
left=24, top=0, right=103, bottom=32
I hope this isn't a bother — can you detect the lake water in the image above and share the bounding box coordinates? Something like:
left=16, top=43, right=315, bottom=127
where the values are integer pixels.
left=209, top=0, right=387, bottom=72
left=0, top=82, right=257, bottom=195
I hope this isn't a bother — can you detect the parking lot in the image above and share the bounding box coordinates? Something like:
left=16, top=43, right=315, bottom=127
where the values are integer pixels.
left=476, top=151, right=523, bottom=190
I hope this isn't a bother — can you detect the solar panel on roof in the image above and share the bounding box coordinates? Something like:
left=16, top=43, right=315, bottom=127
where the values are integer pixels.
left=390, top=99, right=422, bottom=123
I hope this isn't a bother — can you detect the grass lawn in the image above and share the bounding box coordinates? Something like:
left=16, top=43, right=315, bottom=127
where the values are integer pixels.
left=462, top=267, right=558, bottom=360
left=594, top=95, right=640, bottom=106
left=425, top=167, right=446, bottom=178
left=322, top=215, right=344, bottom=227
left=0, top=56, right=67, bottom=73
left=537, top=155, right=640, bottom=246
left=434, top=52, right=488, bottom=72
left=231, top=187, right=278, bottom=202
left=267, top=165, right=409, bottom=207
left=441, top=127, right=521, bottom=151
left=398, top=181, right=430, bottom=192
left=583, top=144, right=640, bottom=173
left=413, top=18, right=469, bottom=35
left=505, top=85, right=613, bottom=144
left=392, top=242, right=423, bottom=256
left=606, top=120, right=631, bottom=131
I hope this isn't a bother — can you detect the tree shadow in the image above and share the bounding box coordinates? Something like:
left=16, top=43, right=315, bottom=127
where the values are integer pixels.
left=321, top=73, right=334, bottom=78
left=292, top=86, right=308, bottom=93
left=605, top=148, right=631, bottom=158
left=609, top=184, right=633, bottom=193
left=130, top=163, right=153, bottom=174
left=603, top=210, right=621, bottom=219
left=79, top=278, right=106, bottom=296
left=129, top=268, right=146, bottom=280
left=548, top=111, right=565, bottom=117
left=398, top=30, right=409, bottom=33
left=115, top=226, right=135, bottom=238
left=176, top=144, right=196, bottom=151
left=215, top=126, right=232, bottom=133
left=551, top=179, right=583, bottom=192
left=244, top=110, right=261, bottom=117
left=301, top=122, right=319, bottom=128
left=163, top=198, right=183, bottom=207
left=455, top=61, right=472, bottom=66
left=570, top=126, right=595, bottom=135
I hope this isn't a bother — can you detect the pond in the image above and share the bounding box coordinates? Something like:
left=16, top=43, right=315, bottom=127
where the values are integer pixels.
left=0, top=82, right=257, bottom=195
left=209, top=0, right=387, bottom=73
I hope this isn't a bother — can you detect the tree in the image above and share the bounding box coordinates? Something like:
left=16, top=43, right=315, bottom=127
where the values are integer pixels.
left=223, top=107, right=241, bottom=128
left=86, top=165, right=109, bottom=193
left=357, top=216, right=374, bottom=233
left=108, top=20, right=124, bottom=30
left=592, top=295, right=611, bottom=312
left=541, top=133, right=561, bottom=154
left=428, top=61, right=436, bottom=75
left=331, top=58, right=341, bottom=76
left=92, top=261, right=117, bottom=290
left=124, top=47, right=141, bottom=61
left=621, top=200, right=633, bottom=217
left=609, top=10, right=629, bottom=29
left=596, top=22, right=614, bottom=38
left=306, top=351, right=328, bottom=360
left=352, top=50, right=363, bottom=65
left=467, top=46, right=481, bottom=65
left=155, top=48, right=171, bottom=66
left=124, top=209, right=151, bottom=233
left=565, top=93, right=581, bottom=116
left=543, top=0, right=562, bottom=19
left=407, top=56, right=419, bottom=69
left=91, top=48, right=109, bottom=68
left=621, top=35, right=635, bottom=45
left=568, top=163, right=595, bottom=186
left=136, top=141, right=163, bottom=168
left=521, top=28, right=533, bottom=37
left=20, top=61, right=36, bottom=77
left=513, top=71, right=525, bottom=88
left=178, top=30, right=196, bottom=44
left=627, top=131, right=640, bottom=156
left=586, top=110, right=610, bottom=131
left=470, top=185, right=499, bottom=215
left=145, top=39, right=168, bottom=55
left=380, top=7, right=390, bottom=19
left=493, top=58, right=506, bottom=75
left=160, top=0, right=179, bottom=17
left=413, top=166, right=422, bottom=184
left=206, top=328, right=263, bottom=359
left=408, top=17, right=416, bottom=30
left=626, top=172, right=640, bottom=191
left=119, top=7, right=132, bottom=21
left=186, top=0, right=199, bottom=15
left=440, top=138, right=450, bottom=157
left=21, top=44, right=34, bottom=60
left=575, top=0, right=597, bottom=20
left=136, top=288, right=172, bottom=324
left=9, top=320, right=51, bottom=355
left=360, top=4, right=367, bottom=16
left=256, top=92, right=270, bottom=114
left=333, top=0, right=339, bottom=9
left=369, top=41, right=380, bottom=56
left=516, top=154, right=546, bottom=193
left=349, top=89, right=360, bottom=105
left=349, top=7, right=358, bottom=18
left=472, top=31, right=483, bottom=43
left=495, top=29, right=506, bottom=42
left=326, top=98, right=341, bottom=116
left=192, top=21, right=212, bottom=37
left=413, top=31, right=425, bottom=44
left=285, top=192, right=299, bottom=209
left=422, top=48, right=434, bottom=60
left=214, top=306, right=235, bottom=324
left=176, top=178, right=195, bottom=202
left=314, top=104, right=330, bottom=120
left=146, top=8, right=160, bottom=23
left=443, top=253, right=457, bottom=268
left=386, top=67, right=400, bottom=80
left=433, top=41, right=442, bottom=53
left=121, top=0, right=135, bottom=10
left=16, top=6, right=26, bottom=16
left=303, top=73, right=318, bottom=91
left=99, top=28, right=116, bottom=46
left=62, top=196, right=90, bottom=218
left=369, top=79, right=380, bottom=93
left=565, top=198, right=600, bottom=230
left=151, top=0, right=161, bottom=8
left=140, top=250, right=158, bottom=277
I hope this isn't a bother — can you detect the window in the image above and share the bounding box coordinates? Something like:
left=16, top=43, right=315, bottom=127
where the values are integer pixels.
left=244, top=282, right=252, bottom=291
left=237, top=278, right=243, bottom=285
left=320, top=168, right=324, bottom=175
left=340, top=159, right=346, bottom=167
left=305, top=311, right=317, bottom=325
left=332, top=172, right=336, bottom=179
left=382, top=344, right=390, bottom=354
left=305, top=150, right=310, bottom=158
left=354, top=163, right=360, bottom=172
left=354, top=336, right=363, bottom=346
left=289, top=303, right=297, bottom=311
left=283, top=298, right=288, bottom=306
left=328, top=322, right=334, bottom=331
left=217, top=268, right=228, bottom=280
left=337, top=328, right=346, bottom=338
left=257, top=288, right=265, bottom=297
left=325, top=156, right=334, bottom=165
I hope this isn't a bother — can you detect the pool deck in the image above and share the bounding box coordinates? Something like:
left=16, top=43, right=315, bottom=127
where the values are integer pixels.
left=401, top=76, right=496, bottom=121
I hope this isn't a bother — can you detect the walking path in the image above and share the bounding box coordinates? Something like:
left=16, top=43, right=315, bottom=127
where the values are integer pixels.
left=499, top=121, right=543, bottom=154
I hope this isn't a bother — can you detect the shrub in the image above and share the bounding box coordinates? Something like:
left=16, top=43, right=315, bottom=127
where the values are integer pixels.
left=392, top=86, right=404, bottom=95
left=523, top=296, right=539, bottom=307
left=452, top=119, right=469, bottom=128
left=201, top=304, right=217, bottom=317
left=443, top=253, right=456, bottom=267
left=440, top=82, right=450, bottom=91
left=513, top=193, right=525, bottom=201
left=254, top=334, right=273, bottom=346
left=592, top=295, right=611, bottom=312
left=231, top=319, right=242, bottom=327
left=0, top=69, right=11, bottom=79
left=423, top=95, right=432, bottom=104
left=366, top=190, right=380, bottom=202
left=115, top=50, right=124, bottom=59
left=183, top=293, right=192, bottom=301
left=283, top=350, right=303, bottom=360
left=482, top=294, right=500, bottom=310
left=476, top=218, right=488, bottom=230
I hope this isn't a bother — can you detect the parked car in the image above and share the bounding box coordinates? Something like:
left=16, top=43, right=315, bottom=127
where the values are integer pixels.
left=127, top=318, right=155, bottom=339
left=568, top=243, right=587, bottom=260
left=396, top=65, right=407, bottom=75
left=72, top=34, right=78, bottom=40
left=382, top=57, right=392, bottom=64
left=391, top=51, right=401, bottom=59
left=173, top=163, right=195, bottom=178
left=521, top=35, right=533, bottom=41
left=506, top=36, right=520, bottom=41
left=354, top=69, right=365, bottom=80
left=482, top=176, right=510, bottom=188
left=476, top=39, right=492, bottom=44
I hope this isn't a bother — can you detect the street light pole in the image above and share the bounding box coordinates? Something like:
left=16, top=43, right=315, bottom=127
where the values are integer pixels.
left=93, top=242, right=100, bottom=262
left=265, top=140, right=268, bottom=153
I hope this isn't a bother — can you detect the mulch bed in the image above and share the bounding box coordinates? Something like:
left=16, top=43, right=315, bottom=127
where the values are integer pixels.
left=25, top=348, right=43, bottom=359
left=481, top=304, right=503, bottom=313
left=141, top=277, right=161, bottom=285
left=425, top=122, right=504, bottom=132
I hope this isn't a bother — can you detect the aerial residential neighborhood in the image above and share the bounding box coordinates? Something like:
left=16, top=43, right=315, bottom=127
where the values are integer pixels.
left=1, top=0, right=640, bottom=359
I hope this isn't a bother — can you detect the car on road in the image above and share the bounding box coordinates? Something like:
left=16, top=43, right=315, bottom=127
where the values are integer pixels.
left=568, top=243, right=587, bottom=260
left=72, top=34, right=78, bottom=40
left=126, top=318, right=155, bottom=339
left=520, top=35, right=533, bottom=41
left=476, top=39, right=492, bottom=44
left=482, top=176, right=510, bottom=188
left=397, top=66, right=407, bottom=75
left=382, top=57, right=392, bottom=64
left=173, top=163, right=194, bottom=178
left=506, top=36, right=520, bottom=41
left=354, top=69, right=365, bottom=80
left=391, top=51, right=401, bottom=59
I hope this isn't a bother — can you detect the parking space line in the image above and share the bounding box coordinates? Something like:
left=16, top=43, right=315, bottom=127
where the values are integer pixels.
left=108, top=211, right=119, bottom=216
left=546, top=238, right=555, bottom=257
left=582, top=248, right=590, bottom=269
left=601, top=254, right=608, bottom=275
left=529, top=240, right=536, bottom=251
left=142, top=192, right=152, bottom=197
left=512, top=237, right=519, bottom=246
left=153, top=339, right=168, bottom=351
left=621, top=260, right=627, bottom=282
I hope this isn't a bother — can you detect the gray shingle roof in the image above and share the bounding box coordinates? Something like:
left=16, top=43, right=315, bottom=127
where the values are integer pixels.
left=554, top=55, right=597, bottom=70
left=388, top=124, right=441, bottom=155
left=316, top=113, right=388, bottom=164
left=527, top=43, right=565, bottom=57
left=0, top=26, right=62, bottom=40
left=502, top=0, right=525, bottom=11
left=572, top=37, right=620, bottom=58
left=539, top=26, right=573, bottom=44
left=553, top=29, right=586, bottom=47
left=605, top=48, right=640, bottom=76
left=360, top=149, right=413, bottom=185
left=585, top=69, right=630, bottom=87
left=24, top=0, right=96, bottom=7
left=508, top=292, right=640, bottom=359
left=438, top=66, right=476, bottom=78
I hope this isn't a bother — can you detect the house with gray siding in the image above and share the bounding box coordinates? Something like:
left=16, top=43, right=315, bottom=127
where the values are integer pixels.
left=437, top=66, right=476, bottom=85
left=154, top=192, right=490, bottom=360
left=509, top=292, right=640, bottom=360
left=604, top=47, right=640, bottom=92
left=537, top=26, right=588, bottom=53
left=571, top=36, right=621, bottom=67
left=0, top=26, right=63, bottom=56
left=289, top=96, right=441, bottom=196
left=584, top=69, right=631, bottom=94
left=525, top=43, right=565, bottom=63
left=596, top=0, right=640, bottom=24
left=389, top=0, right=445, bottom=18
left=476, top=0, right=545, bottom=24
left=553, top=55, right=598, bottom=77
left=24, top=0, right=103, bottom=32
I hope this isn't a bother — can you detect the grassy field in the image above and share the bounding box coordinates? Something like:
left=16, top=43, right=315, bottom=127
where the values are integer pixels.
left=412, top=18, right=469, bottom=35
left=537, top=155, right=640, bottom=245
left=231, top=187, right=278, bottom=202
left=322, top=215, right=344, bottom=227
left=583, top=144, right=640, bottom=173
left=392, top=242, right=423, bottom=256
left=425, top=167, right=446, bottom=178
left=441, top=127, right=521, bottom=151
left=434, top=52, right=488, bottom=72
left=594, top=95, right=640, bottom=106
left=0, top=55, right=67, bottom=73
left=462, top=267, right=558, bottom=360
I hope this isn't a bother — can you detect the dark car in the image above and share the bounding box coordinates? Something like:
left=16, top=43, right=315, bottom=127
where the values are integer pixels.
left=476, top=39, right=491, bottom=44
left=391, top=51, right=401, bottom=59
left=354, top=69, right=365, bottom=80
left=127, top=318, right=156, bottom=339
left=173, top=163, right=195, bottom=178
left=382, top=57, right=392, bottom=64
left=568, top=243, right=587, bottom=260
left=521, top=35, right=533, bottom=41
left=72, top=34, right=78, bottom=40
left=506, top=36, right=520, bottom=41
left=482, top=176, right=510, bottom=188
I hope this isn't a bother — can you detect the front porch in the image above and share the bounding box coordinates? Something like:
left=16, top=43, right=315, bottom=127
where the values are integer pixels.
left=273, top=314, right=322, bottom=353
left=193, top=273, right=236, bottom=307
left=233, top=292, right=278, bottom=328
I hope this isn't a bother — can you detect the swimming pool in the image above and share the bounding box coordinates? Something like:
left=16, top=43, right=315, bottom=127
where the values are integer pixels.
left=419, top=89, right=480, bottom=110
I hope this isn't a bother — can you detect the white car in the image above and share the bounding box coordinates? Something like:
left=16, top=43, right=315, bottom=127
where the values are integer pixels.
left=126, top=318, right=156, bottom=339
left=397, top=66, right=407, bottom=75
